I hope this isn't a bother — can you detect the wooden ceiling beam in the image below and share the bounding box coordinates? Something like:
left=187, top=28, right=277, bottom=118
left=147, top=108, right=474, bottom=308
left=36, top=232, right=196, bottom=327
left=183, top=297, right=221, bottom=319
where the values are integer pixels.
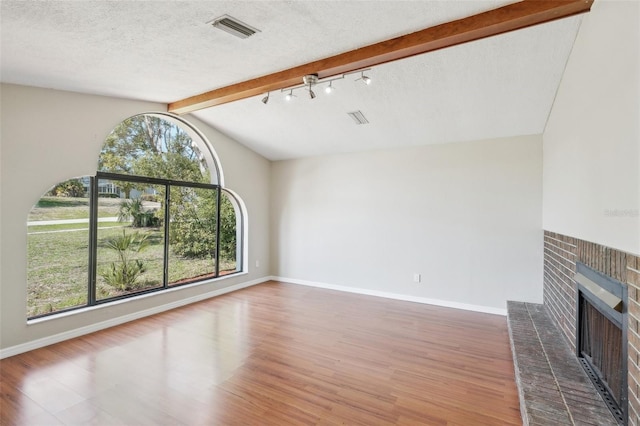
left=168, top=0, right=593, bottom=115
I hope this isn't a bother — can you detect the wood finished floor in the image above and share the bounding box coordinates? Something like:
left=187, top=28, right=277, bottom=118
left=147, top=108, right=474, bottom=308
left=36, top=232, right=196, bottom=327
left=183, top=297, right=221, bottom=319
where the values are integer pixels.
left=1, top=281, right=522, bottom=425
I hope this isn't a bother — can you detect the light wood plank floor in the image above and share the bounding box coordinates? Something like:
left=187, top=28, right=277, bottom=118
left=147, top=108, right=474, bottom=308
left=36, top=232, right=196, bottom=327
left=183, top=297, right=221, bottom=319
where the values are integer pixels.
left=1, top=281, right=522, bottom=425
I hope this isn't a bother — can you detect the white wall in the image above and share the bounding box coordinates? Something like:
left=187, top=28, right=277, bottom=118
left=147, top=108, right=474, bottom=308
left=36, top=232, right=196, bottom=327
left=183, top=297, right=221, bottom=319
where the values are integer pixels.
left=0, top=84, right=271, bottom=352
left=271, top=135, right=543, bottom=311
left=543, top=0, right=640, bottom=255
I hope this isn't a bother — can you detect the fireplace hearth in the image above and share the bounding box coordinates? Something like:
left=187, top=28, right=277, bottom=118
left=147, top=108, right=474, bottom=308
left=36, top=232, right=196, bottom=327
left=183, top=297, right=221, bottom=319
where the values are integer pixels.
left=576, top=262, right=628, bottom=425
left=507, top=301, right=618, bottom=425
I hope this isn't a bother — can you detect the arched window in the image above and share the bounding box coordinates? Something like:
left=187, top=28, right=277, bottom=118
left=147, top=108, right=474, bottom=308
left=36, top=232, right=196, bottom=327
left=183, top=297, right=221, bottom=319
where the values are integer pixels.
left=27, top=114, right=244, bottom=318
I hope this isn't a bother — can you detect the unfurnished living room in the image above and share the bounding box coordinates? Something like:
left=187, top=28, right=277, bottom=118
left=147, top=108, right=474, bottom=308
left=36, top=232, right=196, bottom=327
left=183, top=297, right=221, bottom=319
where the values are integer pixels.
left=1, top=0, right=638, bottom=425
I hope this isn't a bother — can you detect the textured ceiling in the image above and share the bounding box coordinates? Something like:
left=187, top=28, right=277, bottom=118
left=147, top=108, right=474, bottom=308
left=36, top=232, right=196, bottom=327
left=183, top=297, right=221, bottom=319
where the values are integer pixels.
left=1, top=1, right=582, bottom=160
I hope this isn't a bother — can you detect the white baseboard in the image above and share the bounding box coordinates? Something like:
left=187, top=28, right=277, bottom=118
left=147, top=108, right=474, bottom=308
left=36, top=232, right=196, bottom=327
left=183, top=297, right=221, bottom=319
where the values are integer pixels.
left=0, top=277, right=268, bottom=359
left=2, top=276, right=506, bottom=359
left=270, top=276, right=507, bottom=316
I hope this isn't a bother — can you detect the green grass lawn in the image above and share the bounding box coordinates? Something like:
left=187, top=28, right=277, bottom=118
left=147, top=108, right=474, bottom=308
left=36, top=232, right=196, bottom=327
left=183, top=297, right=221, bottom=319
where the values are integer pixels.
left=28, top=196, right=123, bottom=221
left=27, top=195, right=237, bottom=317
left=28, top=222, right=125, bottom=233
left=28, top=223, right=237, bottom=317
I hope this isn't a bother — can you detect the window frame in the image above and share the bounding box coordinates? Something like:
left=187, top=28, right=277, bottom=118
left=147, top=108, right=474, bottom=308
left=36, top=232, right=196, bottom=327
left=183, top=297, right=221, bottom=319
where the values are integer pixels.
left=92, top=171, right=224, bottom=305
left=27, top=171, right=242, bottom=320
left=27, top=113, right=244, bottom=320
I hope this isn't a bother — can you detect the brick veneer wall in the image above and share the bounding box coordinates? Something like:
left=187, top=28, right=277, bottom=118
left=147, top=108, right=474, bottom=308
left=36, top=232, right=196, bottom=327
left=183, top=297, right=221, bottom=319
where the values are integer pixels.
left=543, top=230, right=640, bottom=425
left=628, top=256, right=640, bottom=425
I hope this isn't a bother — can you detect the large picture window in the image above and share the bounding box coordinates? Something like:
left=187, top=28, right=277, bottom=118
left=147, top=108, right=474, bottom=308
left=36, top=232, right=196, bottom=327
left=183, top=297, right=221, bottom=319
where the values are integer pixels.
left=27, top=114, right=244, bottom=319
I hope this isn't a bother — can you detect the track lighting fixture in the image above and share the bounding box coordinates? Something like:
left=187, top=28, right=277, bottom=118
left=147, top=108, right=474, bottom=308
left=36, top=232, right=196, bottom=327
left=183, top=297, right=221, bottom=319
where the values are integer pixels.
left=272, top=68, right=372, bottom=104
left=261, top=92, right=270, bottom=104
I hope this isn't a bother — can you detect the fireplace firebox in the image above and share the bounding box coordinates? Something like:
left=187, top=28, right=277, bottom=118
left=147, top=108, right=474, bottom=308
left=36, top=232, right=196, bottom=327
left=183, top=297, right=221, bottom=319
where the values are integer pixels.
left=576, top=262, right=628, bottom=425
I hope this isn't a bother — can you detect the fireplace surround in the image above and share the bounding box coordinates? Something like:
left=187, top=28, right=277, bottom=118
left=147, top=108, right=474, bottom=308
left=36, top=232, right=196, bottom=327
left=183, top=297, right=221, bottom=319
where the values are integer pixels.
left=543, top=231, right=640, bottom=425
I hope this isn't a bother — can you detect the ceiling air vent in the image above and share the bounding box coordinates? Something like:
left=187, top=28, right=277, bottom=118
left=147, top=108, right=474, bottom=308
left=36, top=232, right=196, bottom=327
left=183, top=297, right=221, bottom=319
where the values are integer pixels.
left=347, top=110, right=369, bottom=125
left=208, top=15, right=260, bottom=39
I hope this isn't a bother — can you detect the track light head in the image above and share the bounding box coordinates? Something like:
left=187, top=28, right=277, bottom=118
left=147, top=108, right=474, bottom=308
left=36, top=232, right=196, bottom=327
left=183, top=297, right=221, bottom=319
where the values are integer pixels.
left=261, top=93, right=269, bottom=104
left=303, top=74, right=319, bottom=100
left=360, top=72, right=372, bottom=85
left=285, top=90, right=294, bottom=101
left=325, top=81, right=334, bottom=94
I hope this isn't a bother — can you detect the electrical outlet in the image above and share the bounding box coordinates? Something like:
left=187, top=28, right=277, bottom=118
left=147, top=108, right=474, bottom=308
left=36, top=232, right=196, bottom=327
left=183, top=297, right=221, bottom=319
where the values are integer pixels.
left=413, top=273, right=421, bottom=283
left=255, top=260, right=260, bottom=268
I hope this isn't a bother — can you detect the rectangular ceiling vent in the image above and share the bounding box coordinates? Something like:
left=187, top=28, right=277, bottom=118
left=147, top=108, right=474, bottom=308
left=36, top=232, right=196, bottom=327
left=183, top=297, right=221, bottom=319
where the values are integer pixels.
left=208, top=15, right=260, bottom=39
left=347, top=110, right=369, bottom=125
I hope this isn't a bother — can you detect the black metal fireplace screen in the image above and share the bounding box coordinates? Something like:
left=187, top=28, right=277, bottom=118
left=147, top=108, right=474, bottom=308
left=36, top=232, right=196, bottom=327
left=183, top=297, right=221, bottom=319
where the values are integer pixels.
left=576, top=262, right=628, bottom=425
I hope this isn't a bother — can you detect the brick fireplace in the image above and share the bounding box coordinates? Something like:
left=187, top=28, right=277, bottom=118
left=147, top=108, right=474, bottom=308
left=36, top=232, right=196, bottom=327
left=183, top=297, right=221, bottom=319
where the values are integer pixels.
left=544, top=231, right=640, bottom=425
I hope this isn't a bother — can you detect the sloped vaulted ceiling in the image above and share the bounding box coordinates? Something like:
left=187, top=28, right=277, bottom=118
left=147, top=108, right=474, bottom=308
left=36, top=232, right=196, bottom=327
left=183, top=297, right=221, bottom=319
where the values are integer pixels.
left=0, top=1, right=584, bottom=160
